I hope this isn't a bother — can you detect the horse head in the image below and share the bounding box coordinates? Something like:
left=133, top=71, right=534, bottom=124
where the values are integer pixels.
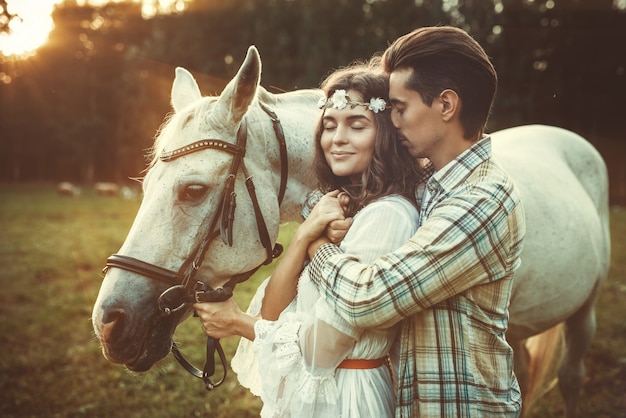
left=92, top=46, right=319, bottom=371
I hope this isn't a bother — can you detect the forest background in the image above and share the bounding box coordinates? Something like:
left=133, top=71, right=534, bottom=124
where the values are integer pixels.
left=1, top=0, right=625, bottom=204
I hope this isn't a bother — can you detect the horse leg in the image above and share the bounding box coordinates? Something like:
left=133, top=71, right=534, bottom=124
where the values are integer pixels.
left=558, top=301, right=597, bottom=418
left=515, top=325, right=564, bottom=417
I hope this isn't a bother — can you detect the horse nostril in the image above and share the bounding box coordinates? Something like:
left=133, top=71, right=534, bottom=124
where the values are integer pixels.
left=100, top=308, right=126, bottom=343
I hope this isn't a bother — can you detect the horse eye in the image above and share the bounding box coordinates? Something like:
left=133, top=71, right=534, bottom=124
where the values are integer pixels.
left=179, top=184, right=208, bottom=201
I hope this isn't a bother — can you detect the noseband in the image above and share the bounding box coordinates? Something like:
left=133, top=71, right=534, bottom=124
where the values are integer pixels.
left=103, top=103, right=288, bottom=391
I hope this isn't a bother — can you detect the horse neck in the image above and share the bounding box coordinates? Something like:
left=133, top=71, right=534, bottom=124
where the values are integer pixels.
left=259, top=89, right=321, bottom=223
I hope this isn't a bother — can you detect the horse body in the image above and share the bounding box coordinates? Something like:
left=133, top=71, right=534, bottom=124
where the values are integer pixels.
left=92, top=47, right=610, bottom=417
left=490, top=125, right=610, bottom=416
left=492, top=126, right=609, bottom=339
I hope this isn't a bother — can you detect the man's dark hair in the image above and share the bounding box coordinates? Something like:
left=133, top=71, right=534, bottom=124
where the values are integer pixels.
left=383, top=26, right=497, bottom=139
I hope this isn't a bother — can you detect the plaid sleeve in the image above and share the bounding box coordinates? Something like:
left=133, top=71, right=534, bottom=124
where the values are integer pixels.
left=308, top=182, right=523, bottom=329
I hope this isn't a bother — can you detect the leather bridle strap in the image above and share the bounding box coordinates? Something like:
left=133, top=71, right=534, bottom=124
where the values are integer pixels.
left=106, top=254, right=183, bottom=285
left=172, top=336, right=227, bottom=391
left=259, top=102, right=288, bottom=204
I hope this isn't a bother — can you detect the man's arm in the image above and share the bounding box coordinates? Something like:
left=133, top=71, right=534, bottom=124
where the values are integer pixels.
left=307, top=192, right=523, bottom=329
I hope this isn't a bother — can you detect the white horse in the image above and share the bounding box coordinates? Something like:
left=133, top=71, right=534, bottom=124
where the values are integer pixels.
left=92, top=46, right=610, bottom=417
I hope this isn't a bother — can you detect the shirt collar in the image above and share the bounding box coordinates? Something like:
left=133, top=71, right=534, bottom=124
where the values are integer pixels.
left=428, top=136, right=492, bottom=194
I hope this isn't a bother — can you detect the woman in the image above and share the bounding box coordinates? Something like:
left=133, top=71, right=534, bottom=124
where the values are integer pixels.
left=195, top=61, right=423, bottom=417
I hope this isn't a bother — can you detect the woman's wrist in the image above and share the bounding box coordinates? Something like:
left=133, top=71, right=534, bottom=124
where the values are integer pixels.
left=234, top=312, right=258, bottom=341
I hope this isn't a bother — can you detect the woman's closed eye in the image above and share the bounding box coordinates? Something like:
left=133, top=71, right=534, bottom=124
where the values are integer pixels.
left=350, top=122, right=367, bottom=130
left=322, top=121, right=338, bottom=131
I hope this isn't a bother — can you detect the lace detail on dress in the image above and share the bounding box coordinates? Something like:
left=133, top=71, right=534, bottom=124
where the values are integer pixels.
left=255, top=316, right=302, bottom=375
left=231, top=278, right=270, bottom=397
left=253, top=313, right=341, bottom=417
left=296, top=367, right=339, bottom=405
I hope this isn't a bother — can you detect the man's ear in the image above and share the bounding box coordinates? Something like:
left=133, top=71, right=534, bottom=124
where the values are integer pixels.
left=439, top=89, right=460, bottom=122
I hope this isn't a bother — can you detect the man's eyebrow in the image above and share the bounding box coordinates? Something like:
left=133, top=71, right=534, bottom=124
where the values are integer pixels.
left=389, top=98, right=404, bottom=106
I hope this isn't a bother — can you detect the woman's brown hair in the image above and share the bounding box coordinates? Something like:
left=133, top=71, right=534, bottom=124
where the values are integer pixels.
left=314, top=60, right=420, bottom=217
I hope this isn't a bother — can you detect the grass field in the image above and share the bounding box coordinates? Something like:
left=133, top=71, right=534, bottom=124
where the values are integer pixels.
left=0, top=183, right=624, bottom=417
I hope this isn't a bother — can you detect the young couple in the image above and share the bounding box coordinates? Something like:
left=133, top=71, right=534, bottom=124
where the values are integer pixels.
left=194, top=26, right=526, bottom=418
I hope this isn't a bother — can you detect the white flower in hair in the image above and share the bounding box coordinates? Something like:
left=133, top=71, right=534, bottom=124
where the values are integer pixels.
left=368, top=97, right=387, bottom=113
left=331, top=89, right=348, bottom=110
left=317, top=90, right=388, bottom=113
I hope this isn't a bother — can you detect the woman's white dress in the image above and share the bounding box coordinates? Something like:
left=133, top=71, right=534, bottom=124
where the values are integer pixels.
left=231, top=195, right=419, bottom=418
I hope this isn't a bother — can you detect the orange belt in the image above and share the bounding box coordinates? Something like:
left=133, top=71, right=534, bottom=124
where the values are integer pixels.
left=337, top=357, right=387, bottom=369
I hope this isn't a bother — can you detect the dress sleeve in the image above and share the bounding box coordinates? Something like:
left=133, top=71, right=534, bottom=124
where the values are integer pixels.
left=251, top=197, right=419, bottom=417
left=231, top=276, right=295, bottom=397
left=252, top=307, right=355, bottom=417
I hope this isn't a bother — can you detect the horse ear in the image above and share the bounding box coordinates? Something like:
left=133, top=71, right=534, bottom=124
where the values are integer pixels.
left=218, top=46, right=261, bottom=123
left=171, top=67, right=202, bottom=112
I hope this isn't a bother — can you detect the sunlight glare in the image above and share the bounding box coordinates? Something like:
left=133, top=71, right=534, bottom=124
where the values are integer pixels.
left=76, top=0, right=190, bottom=19
left=0, top=0, right=190, bottom=60
left=0, top=0, right=62, bottom=58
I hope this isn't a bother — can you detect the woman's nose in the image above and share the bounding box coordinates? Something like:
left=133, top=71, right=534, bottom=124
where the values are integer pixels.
left=332, top=126, right=349, bottom=143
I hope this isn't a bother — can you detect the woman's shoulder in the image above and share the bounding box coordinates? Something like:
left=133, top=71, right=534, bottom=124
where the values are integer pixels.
left=352, top=194, right=419, bottom=229
left=360, top=194, right=418, bottom=217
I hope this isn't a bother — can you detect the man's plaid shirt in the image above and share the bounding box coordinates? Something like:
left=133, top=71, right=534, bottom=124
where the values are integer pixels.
left=308, top=137, right=525, bottom=417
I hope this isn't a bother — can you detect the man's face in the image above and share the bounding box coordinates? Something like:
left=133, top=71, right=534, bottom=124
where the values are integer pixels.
left=389, top=68, right=442, bottom=159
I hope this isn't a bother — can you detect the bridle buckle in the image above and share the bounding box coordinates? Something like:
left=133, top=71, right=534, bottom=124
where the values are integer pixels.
left=194, top=281, right=208, bottom=303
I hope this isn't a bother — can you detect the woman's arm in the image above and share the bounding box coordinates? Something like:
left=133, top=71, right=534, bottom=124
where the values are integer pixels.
left=194, top=297, right=258, bottom=341
left=261, top=191, right=345, bottom=320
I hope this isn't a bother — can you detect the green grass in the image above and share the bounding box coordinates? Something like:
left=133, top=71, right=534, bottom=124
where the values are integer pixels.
left=0, top=184, right=624, bottom=417
left=0, top=183, right=271, bottom=417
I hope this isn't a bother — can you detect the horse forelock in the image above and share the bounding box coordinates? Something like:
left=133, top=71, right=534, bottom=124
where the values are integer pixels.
left=148, top=96, right=233, bottom=167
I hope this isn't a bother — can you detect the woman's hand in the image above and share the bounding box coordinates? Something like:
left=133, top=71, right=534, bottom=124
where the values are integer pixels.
left=193, top=298, right=257, bottom=341
left=296, top=190, right=346, bottom=244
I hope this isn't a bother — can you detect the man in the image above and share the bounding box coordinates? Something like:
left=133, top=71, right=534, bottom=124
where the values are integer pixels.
left=196, top=26, right=525, bottom=417
left=304, top=26, right=526, bottom=417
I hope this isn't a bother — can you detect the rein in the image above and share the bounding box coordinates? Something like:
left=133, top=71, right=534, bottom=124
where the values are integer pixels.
left=103, top=103, right=288, bottom=391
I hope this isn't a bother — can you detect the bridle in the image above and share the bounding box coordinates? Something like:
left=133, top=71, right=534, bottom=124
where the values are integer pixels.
left=103, top=103, right=288, bottom=391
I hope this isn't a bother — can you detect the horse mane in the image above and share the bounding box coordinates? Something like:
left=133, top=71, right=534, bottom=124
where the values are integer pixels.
left=269, top=87, right=322, bottom=107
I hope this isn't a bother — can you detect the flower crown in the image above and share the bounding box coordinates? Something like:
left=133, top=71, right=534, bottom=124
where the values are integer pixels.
left=317, top=89, right=387, bottom=113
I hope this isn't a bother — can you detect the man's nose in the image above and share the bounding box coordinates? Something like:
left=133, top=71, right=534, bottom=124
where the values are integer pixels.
left=391, top=110, right=401, bottom=128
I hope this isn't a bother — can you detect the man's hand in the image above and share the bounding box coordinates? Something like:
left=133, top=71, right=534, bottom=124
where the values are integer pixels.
left=326, top=217, right=352, bottom=245
left=325, top=190, right=353, bottom=245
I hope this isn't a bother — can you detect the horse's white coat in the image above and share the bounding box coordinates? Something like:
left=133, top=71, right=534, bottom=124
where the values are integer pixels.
left=93, top=47, right=609, bottom=418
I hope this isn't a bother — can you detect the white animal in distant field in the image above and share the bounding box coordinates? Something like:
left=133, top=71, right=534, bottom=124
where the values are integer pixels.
left=57, top=182, right=80, bottom=197
left=94, top=182, right=120, bottom=196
